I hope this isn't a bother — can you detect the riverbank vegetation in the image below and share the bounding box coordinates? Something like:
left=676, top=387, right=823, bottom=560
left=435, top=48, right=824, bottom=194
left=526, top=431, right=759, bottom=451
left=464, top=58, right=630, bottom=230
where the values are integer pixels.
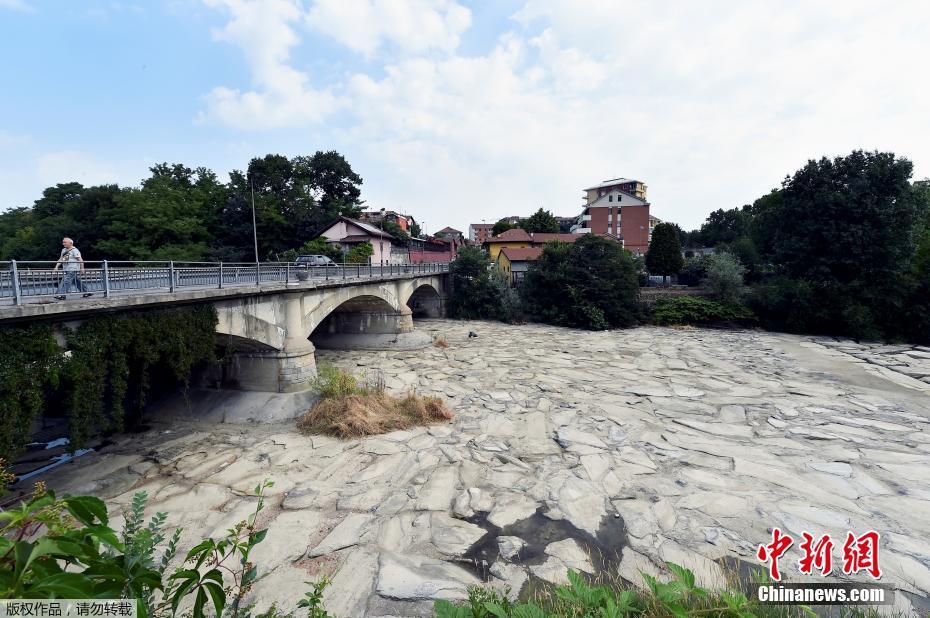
left=297, top=363, right=453, bottom=438
left=0, top=478, right=294, bottom=618
left=435, top=566, right=824, bottom=618
left=450, top=150, right=930, bottom=343
left=0, top=151, right=364, bottom=263
left=0, top=305, right=217, bottom=462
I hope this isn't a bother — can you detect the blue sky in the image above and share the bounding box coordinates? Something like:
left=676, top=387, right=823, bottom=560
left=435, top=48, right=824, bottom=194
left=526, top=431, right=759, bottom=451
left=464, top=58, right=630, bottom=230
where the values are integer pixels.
left=2, top=0, right=929, bottom=233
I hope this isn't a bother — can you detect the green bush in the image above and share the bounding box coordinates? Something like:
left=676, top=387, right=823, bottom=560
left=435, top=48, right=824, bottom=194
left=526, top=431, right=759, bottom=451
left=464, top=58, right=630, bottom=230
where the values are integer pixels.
left=651, top=296, right=755, bottom=326
left=435, top=563, right=772, bottom=618
left=448, top=246, right=522, bottom=322
left=677, top=255, right=710, bottom=287
left=345, top=241, right=374, bottom=264
left=521, top=235, right=641, bottom=330
left=705, top=251, right=745, bottom=304
left=0, top=478, right=337, bottom=618
left=311, top=363, right=363, bottom=399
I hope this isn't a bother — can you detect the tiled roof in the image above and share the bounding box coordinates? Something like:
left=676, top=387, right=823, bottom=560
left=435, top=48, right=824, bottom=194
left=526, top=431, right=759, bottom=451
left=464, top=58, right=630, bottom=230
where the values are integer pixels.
left=500, top=247, right=544, bottom=262
left=583, top=178, right=641, bottom=191
left=486, top=228, right=532, bottom=242
left=334, top=234, right=380, bottom=243
left=438, top=226, right=462, bottom=234
left=531, top=233, right=581, bottom=243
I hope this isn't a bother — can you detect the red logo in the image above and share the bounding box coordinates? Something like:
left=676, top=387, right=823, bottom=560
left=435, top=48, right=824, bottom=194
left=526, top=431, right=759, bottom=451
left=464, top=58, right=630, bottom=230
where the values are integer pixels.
left=757, top=530, right=882, bottom=581
left=842, top=531, right=882, bottom=579
left=798, top=532, right=834, bottom=576
left=757, top=527, right=794, bottom=581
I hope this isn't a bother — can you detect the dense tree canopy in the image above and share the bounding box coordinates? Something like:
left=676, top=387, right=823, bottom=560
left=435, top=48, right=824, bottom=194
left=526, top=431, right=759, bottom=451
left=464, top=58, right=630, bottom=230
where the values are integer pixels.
left=521, top=208, right=560, bottom=233
left=491, top=218, right=516, bottom=236
left=448, top=246, right=520, bottom=322
left=0, top=151, right=364, bottom=263
left=521, top=235, right=641, bottom=330
left=645, top=222, right=684, bottom=278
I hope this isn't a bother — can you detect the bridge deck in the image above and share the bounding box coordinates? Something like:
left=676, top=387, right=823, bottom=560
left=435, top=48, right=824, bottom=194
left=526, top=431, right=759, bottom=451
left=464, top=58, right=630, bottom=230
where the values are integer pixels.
left=0, top=262, right=449, bottom=323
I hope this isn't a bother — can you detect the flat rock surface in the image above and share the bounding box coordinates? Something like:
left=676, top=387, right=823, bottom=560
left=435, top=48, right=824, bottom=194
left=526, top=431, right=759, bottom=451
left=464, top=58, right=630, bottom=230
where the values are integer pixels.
left=28, top=321, right=930, bottom=615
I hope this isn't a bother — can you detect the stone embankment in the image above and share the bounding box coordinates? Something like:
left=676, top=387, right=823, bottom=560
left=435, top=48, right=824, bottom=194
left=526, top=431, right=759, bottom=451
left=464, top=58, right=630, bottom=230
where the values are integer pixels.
left=34, top=320, right=930, bottom=616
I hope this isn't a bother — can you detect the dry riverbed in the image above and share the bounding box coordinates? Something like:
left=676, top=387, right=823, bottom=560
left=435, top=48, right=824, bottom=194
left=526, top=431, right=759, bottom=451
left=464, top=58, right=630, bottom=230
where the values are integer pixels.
left=31, top=320, right=930, bottom=616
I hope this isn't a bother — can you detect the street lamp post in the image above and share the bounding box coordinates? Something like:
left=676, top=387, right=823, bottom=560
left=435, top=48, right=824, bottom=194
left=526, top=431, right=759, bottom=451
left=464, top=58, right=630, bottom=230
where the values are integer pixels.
left=379, top=207, right=386, bottom=267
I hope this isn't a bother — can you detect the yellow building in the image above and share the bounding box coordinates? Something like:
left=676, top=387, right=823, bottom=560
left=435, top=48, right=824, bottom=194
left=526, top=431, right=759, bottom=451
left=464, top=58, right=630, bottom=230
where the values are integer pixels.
left=495, top=246, right=543, bottom=284
left=484, top=228, right=532, bottom=261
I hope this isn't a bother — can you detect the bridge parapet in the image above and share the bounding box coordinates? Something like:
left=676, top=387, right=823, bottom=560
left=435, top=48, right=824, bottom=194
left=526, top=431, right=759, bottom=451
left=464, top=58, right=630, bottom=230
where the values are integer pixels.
left=2, top=265, right=450, bottom=394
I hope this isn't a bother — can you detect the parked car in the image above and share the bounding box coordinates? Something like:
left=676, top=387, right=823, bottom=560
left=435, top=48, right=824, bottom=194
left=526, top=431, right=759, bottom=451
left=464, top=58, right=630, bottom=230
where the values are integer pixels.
left=295, top=255, right=335, bottom=266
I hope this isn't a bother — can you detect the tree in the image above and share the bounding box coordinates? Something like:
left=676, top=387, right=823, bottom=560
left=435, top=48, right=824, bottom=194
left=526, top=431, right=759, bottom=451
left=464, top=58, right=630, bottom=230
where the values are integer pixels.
left=382, top=221, right=410, bottom=246
left=697, top=207, right=752, bottom=247
left=522, top=208, right=559, bottom=233
left=749, top=150, right=924, bottom=341
left=645, top=222, right=684, bottom=282
left=705, top=251, right=746, bottom=304
left=448, top=246, right=511, bottom=320
left=491, top=218, right=515, bottom=236
left=521, top=236, right=641, bottom=330
left=97, top=164, right=220, bottom=261
left=409, top=220, right=422, bottom=238
left=774, top=151, right=918, bottom=284
left=345, top=242, right=373, bottom=264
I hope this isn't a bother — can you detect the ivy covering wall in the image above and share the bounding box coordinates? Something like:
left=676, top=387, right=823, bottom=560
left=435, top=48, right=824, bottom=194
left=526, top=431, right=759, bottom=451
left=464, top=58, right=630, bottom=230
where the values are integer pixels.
left=0, top=305, right=218, bottom=462
left=0, top=325, right=62, bottom=463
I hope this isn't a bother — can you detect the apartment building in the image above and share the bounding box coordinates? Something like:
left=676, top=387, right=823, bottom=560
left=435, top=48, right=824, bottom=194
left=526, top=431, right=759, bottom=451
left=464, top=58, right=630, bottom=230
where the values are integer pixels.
left=571, top=178, right=659, bottom=255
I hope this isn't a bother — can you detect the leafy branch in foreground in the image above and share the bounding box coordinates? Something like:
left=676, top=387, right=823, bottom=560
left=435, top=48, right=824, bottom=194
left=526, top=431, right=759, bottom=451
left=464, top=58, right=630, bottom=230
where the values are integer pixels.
left=435, top=561, right=830, bottom=618
left=0, top=475, right=335, bottom=618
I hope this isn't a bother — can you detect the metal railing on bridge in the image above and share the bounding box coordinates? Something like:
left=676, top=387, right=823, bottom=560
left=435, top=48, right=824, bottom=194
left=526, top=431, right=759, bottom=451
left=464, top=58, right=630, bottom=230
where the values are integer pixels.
left=0, top=260, right=450, bottom=306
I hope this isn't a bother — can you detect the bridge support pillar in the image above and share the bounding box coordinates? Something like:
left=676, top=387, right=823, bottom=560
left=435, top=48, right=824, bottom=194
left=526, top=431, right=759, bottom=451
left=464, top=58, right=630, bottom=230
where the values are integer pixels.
left=225, top=293, right=317, bottom=392
left=227, top=343, right=316, bottom=393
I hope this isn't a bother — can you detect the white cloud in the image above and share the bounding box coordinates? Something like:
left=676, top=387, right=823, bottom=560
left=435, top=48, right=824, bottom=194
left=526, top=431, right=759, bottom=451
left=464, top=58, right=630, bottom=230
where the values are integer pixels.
left=200, top=0, right=930, bottom=230
left=0, top=0, right=33, bottom=11
left=305, top=0, right=471, bottom=56
left=199, top=0, right=340, bottom=129
left=36, top=151, right=130, bottom=188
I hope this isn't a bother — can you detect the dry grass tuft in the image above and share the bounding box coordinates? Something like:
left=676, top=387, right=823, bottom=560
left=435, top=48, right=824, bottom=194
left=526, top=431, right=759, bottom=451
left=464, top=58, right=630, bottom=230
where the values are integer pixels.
left=297, top=392, right=453, bottom=439
left=297, top=363, right=453, bottom=439
left=433, top=335, right=449, bottom=348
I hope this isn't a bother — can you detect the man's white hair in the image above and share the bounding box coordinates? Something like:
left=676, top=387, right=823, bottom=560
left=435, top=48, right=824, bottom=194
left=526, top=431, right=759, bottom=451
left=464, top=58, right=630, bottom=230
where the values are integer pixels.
left=62, top=237, right=73, bottom=242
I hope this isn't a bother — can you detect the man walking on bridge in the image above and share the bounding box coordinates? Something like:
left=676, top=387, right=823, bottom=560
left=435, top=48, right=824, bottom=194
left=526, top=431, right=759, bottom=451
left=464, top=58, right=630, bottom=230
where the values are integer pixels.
left=53, top=237, right=93, bottom=300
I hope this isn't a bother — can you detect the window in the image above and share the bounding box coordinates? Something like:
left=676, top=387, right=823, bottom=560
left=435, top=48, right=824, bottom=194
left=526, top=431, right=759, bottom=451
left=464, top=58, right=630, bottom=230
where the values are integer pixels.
left=608, top=195, right=612, bottom=202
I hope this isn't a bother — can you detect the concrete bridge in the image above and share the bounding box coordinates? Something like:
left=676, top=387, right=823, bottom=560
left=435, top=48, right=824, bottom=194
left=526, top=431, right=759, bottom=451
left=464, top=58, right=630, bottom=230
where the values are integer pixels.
left=0, top=262, right=450, bottom=393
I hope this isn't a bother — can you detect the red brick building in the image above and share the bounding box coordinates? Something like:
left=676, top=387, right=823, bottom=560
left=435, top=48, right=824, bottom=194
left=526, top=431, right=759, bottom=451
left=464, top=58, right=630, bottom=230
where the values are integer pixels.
left=468, top=223, right=494, bottom=245
left=570, top=178, right=659, bottom=255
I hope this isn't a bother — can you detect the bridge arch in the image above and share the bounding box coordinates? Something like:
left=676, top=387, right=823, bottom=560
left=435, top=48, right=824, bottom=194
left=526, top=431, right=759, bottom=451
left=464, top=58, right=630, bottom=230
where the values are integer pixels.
left=214, top=297, right=286, bottom=351
left=406, top=283, right=443, bottom=318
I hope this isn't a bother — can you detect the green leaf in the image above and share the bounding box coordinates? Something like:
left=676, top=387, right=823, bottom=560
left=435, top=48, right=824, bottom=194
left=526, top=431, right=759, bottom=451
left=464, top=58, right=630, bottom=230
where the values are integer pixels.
left=250, top=529, right=268, bottom=545
left=666, top=603, right=688, bottom=618
left=433, top=600, right=463, bottom=618
left=28, top=572, right=96, bottom=598
left=665, top=562, right=695, bottom=589
left=63, top=496, right=109, bottom=526
left=484, top=601, right=510, bottom=618
left=193, top=586, right=208, bottom=618
left=203, top=580, right=226, bottom=617
left=512, top=604, right=549, bottom=618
